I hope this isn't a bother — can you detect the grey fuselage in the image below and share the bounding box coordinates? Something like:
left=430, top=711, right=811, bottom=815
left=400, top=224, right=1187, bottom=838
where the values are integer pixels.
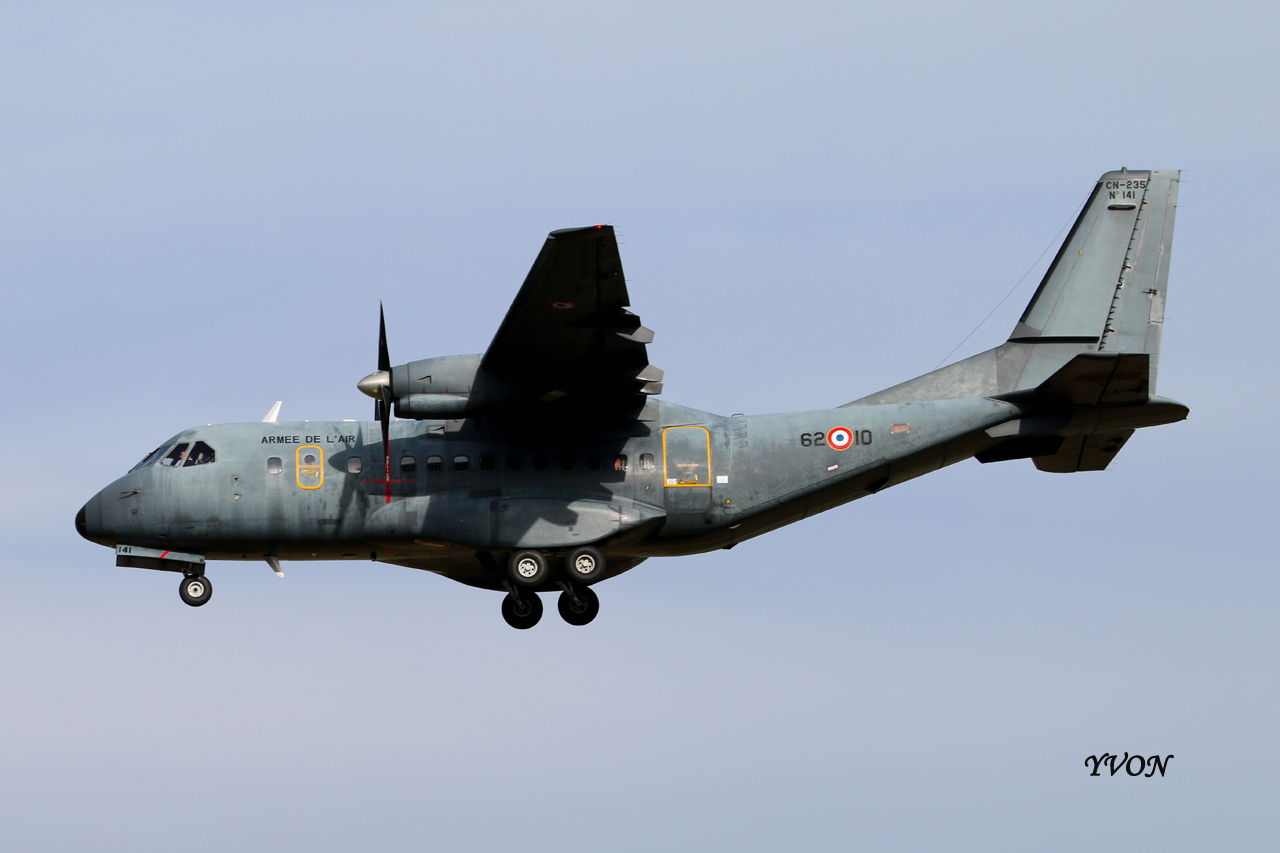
left=77, top=395, right=1021, bottom=589
left=75, top=169, right=1190, bottom=594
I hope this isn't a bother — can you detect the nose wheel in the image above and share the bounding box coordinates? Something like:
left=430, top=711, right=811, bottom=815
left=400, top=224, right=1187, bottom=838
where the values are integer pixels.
left=179, top=574, right=212, bottom=607
left=501, top=590, right=543, bottom=629
left=557, top=584, right=599, bottom=626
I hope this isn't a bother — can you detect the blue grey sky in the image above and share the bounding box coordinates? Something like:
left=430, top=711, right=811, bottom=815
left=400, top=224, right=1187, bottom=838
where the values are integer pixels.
left=2, top=2, right=1276, bottom=850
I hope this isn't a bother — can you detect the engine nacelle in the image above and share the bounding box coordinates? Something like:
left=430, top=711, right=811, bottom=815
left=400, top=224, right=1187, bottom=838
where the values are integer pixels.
left=390, top=354, right=524, bottom=419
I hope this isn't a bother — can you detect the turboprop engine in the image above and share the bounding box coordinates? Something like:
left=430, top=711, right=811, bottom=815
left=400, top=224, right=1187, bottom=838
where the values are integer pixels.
left=359, top=353, right=527, bottom=419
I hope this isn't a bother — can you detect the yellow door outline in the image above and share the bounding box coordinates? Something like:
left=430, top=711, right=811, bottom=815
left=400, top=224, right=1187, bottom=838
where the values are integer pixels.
left=662, top=426, right=712, bottom=487
left=296, top=445, right=324, bottom=489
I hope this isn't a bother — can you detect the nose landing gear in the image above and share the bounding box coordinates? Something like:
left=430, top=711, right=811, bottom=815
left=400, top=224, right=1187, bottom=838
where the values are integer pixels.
left=179, top=574, right=212, bottom=607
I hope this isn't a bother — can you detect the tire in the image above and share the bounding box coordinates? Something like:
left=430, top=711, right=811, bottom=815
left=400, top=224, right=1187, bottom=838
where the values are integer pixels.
left=507, top=550, right=549, bottom=587
left=564, top=546, right=605, bottom=583
left=557, top=586, right=599, bottom=626
left=501, top=591, right=543, bottom=629
left=179, top=574, right=212, bottom=607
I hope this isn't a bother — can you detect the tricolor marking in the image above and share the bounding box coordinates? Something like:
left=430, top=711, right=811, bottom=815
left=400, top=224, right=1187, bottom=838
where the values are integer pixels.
left=827, top=427, right=854, bottom=450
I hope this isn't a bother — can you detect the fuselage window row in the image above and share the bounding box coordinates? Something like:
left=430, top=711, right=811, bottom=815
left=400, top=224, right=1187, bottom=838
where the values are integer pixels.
left=257, top=449, right=647, bottom=478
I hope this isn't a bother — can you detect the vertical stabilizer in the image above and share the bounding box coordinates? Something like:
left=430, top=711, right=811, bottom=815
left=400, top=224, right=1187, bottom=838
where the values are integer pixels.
left=1011, top=169, right=1179, bottom=391
left=844, top=169, right=1180, bottom=407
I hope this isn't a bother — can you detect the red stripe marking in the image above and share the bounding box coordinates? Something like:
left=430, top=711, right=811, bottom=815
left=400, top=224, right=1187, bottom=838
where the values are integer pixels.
left=159, top=550, right=170, bottom=559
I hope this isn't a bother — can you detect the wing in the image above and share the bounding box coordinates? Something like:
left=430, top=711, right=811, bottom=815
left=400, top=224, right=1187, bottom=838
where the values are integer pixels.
left=481, top=225, right=663, bottom=417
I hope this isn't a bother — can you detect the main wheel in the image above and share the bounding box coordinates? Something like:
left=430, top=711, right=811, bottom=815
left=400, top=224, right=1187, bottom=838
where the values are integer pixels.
left=557, top=586, right=599, bottom=626
left=564, top=546, right=605, bottom=583
left=508, top=550, right=549, bottom=587
left=501, top=591, right=543, bottom=629
left=179, top=574, right=212, bottom=607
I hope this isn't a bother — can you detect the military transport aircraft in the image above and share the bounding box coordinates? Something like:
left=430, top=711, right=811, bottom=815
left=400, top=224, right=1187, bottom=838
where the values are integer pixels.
left=77, top=168, right=1187, bottom=628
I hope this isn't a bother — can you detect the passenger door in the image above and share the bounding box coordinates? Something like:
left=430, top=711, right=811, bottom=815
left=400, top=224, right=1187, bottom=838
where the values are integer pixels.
left=662, top=426, right=712, bottom=514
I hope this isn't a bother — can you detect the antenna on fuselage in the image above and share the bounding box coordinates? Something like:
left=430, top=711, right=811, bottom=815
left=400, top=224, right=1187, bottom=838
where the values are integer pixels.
left=262, top=401, right=282, bottom=423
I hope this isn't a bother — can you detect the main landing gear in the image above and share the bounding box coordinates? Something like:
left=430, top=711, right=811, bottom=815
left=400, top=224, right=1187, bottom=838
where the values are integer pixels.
left=501, top=587, right=543, bottom=629
left=557, top=583, right=599, bottom=626
left=179, top=573, right=212, bottom=607
left=500, top=583, right=601, bottom=629
left=499, top=548, right=607, bottom=629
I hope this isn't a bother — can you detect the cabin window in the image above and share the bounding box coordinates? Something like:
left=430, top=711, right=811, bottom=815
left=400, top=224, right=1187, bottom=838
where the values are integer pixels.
left=302, top=452, right=318, bottom=465
left=346, top=456, right=363, bottom=474
left=560, top=453, right=575, bottom=471
left=481, top=454, right=495, bottom=471
left=183, top=441, right=216, bottom=467
left=400, top=456, right=417, bottom=473
left=160, top=443, right=190, bottom=467
left=533, top=453, right=549, bottom=471
left=453, top=455, right=469, bottom=471
left=613, top=454, right=628, bottom=471
left=427, top=456, right=443, bottom=472
left=640, top=453, right=655, bottom=471
left=267, top=457, right=283, bottom=475
left=507, top=454, right=522, bottom=471
left=587, top=453, right=601, bottom=471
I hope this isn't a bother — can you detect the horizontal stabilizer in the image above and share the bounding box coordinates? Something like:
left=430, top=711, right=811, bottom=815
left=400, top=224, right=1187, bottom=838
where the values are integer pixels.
left=1034, top=430, right=1134, bottom=472
left=982, top=353, right=1186, bottom=472
left=1028, top=352, right=1149, bottom=406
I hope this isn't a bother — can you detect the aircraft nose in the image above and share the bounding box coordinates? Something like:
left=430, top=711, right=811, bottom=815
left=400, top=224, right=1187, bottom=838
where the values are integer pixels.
left=76, top=494, right=102, bottom=542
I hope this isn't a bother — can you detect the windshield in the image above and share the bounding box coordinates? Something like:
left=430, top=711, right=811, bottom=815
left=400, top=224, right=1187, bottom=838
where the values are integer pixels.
left=129, top=439, right=179, bottom=472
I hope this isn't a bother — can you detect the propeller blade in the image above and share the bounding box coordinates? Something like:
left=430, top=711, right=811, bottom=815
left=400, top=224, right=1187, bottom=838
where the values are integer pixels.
left=360, top=302, right=394, bottom=503
left=378, top=302, right=392, bottom=373
left=380, top=304, right=393, bottom=502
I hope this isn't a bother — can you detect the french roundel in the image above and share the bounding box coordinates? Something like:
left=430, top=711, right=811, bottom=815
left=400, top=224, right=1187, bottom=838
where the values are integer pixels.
left=827, top=427, right=853, bottom=450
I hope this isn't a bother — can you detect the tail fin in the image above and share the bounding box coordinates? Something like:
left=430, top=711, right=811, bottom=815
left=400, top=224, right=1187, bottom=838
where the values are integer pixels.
left=1009, top=168, right=1180, bottom=391
left=845, top=168, right=1180, bottom=407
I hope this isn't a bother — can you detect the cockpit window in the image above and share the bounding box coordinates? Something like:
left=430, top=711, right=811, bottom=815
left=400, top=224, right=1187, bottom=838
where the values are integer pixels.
left=183, top=441, right=216, bottom=467
left=160, top=443, right=190, bottom=467
left=130, top=444, right=170, bottom=472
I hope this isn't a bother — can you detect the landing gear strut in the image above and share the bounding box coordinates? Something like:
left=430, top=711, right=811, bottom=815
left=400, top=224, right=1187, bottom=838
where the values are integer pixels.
left=501, top=588, right=543, bottom=629
left=557, top=582, right=599, bottom=626
left=179, top=574, right=212, bottom=607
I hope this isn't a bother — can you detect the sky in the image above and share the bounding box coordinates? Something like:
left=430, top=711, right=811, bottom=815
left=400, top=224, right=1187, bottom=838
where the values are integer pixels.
left=1, top=2, right=1277, bottom=850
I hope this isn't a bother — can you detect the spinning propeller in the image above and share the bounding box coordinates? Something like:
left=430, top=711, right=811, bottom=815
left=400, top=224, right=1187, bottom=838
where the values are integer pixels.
left=356, top=303, right=394, bottom=502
